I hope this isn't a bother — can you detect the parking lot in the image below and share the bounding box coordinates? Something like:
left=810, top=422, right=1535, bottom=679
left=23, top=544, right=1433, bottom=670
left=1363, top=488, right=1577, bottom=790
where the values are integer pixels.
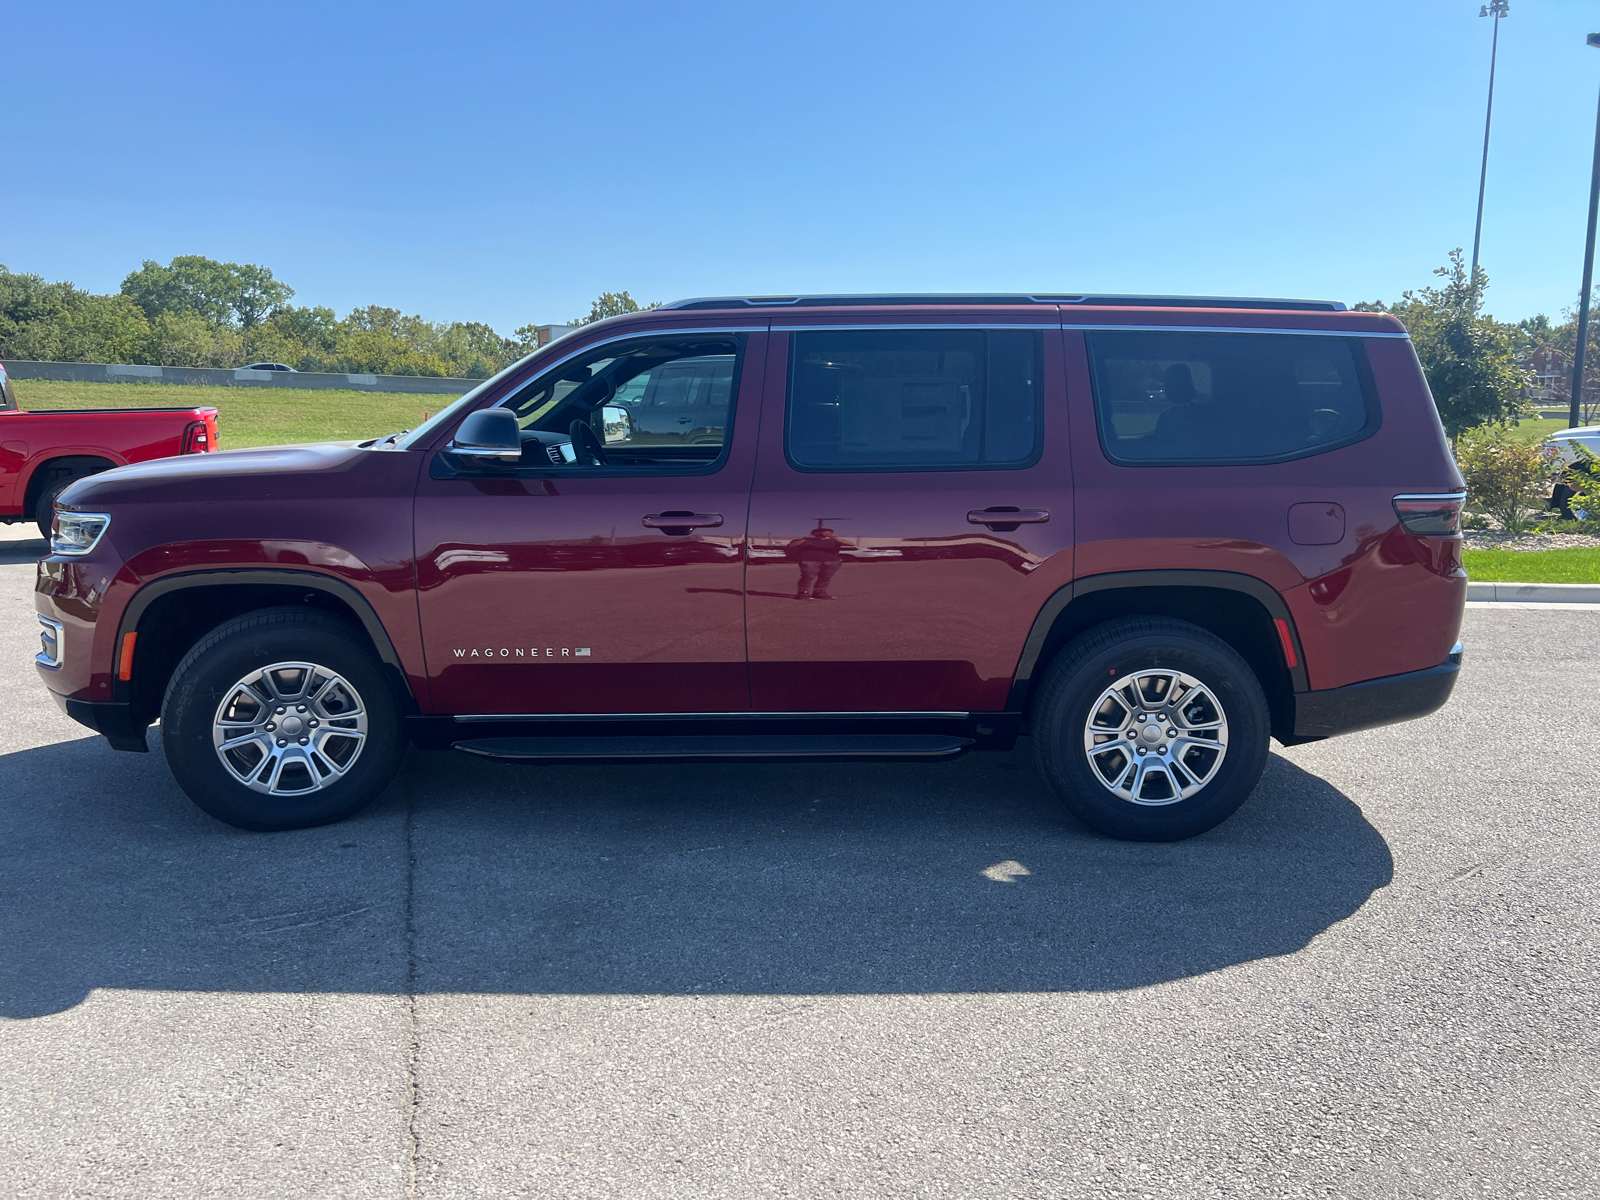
left=0, top=521, right=1595, bottom=1199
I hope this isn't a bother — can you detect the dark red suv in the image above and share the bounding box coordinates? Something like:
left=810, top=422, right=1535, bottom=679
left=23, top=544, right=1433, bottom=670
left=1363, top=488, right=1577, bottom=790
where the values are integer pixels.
left=34, top=295, right=1467, bottom=839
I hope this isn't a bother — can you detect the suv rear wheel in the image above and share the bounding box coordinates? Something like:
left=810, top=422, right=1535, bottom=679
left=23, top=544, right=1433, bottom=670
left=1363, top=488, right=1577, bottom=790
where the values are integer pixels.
left=161, top=608, right=404, bottom=831
left=1031, top=617, right=1270, bottom=841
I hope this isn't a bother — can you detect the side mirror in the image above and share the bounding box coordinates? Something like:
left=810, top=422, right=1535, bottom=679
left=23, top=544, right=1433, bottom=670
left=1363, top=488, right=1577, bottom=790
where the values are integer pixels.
left=601, top=404, right=632, bottom=444
left=448, top=408, right=521, bottom=466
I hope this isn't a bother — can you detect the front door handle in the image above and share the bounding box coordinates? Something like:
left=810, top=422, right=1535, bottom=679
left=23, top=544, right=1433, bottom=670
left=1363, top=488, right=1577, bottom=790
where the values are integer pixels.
left=643, top=511, right=724, bottom=536
left=968, top=506, right=1049, bottom=531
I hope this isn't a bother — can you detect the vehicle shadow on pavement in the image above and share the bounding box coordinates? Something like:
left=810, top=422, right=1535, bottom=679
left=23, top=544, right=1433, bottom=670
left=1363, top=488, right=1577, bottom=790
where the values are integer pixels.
left=0, top=534, right=47, bottom=566
left=0, top=737, right=1392, bottom=1018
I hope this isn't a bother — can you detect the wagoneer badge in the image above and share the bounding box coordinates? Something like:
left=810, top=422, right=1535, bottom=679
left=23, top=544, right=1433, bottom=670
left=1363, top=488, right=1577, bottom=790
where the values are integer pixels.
left=453, top=647, right=592, bottom=658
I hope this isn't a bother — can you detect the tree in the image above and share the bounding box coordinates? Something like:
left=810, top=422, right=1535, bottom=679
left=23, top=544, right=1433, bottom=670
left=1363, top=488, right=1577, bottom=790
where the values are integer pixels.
left=571, top=290, right=660, bottom=326
left=1356, top=250, right=1530, bottom=438
left=1519, top=289, right=1600, bottom=423
left=3, top=257, right=531, bottom=377
left=230, top=262, right=294, bottom=329
left=120, top=255, right=293, bottom=329
left=0, top=268, right=153, bottom=364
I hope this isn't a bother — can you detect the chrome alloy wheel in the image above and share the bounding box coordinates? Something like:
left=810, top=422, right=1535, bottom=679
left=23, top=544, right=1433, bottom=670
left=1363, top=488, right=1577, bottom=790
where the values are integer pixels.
left=1082, top=669, right=1229, bottom=806
left=211, top=661, right=369, bottom=796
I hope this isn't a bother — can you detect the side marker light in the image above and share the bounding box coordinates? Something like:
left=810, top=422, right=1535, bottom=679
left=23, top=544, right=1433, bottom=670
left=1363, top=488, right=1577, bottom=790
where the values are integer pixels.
left=1273, top=618, right=1298, bottom=669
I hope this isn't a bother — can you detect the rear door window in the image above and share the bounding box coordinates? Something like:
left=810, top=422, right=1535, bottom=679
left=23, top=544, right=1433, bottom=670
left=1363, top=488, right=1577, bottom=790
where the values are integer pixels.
left=786, top=329, right=1042, bottom=471
left=1085, top=331, right=1377, bottom=465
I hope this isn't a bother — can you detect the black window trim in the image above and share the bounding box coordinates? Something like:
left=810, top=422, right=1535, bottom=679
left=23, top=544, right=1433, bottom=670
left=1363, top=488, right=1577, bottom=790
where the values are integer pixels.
left=781, top=327, right=1048, bottom=476
left=1083, top=331, right=1385, bottom=469
left=439, top=330, right=751, bottom=480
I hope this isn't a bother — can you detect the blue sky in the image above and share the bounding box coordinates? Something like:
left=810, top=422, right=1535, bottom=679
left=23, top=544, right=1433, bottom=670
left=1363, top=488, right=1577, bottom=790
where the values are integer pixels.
left=5, top=1, right=1600, bottom=331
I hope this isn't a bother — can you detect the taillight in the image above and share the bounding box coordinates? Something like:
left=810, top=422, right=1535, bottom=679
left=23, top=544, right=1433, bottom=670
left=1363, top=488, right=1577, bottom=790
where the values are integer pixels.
left=1393, top=492, right=1466, bottom=537
left=181, top=420, right=211, bottom=454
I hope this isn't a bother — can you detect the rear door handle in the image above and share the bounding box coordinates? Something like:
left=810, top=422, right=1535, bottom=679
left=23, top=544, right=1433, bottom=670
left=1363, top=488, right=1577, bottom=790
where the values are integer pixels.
left=643, top=511, right=724, bottom=535
left=968, top=507, right=1049, bottom=531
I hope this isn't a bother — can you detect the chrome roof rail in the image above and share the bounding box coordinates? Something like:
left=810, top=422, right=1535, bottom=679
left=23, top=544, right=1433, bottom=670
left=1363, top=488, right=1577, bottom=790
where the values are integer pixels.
left=659, top=293, right=1348, bottom=313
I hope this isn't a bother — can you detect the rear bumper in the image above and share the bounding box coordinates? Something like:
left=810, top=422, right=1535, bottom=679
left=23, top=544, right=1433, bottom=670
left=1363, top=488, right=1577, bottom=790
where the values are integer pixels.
left=1290, top=643, right=1462, bottom=741
left=49, top=692, right=150, bottom=752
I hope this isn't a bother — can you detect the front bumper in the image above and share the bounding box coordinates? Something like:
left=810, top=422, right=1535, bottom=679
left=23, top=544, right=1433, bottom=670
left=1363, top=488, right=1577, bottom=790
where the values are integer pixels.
left=49, top=691, right=150, bottom=752
left=1290, top=643, right=1463, bottom=741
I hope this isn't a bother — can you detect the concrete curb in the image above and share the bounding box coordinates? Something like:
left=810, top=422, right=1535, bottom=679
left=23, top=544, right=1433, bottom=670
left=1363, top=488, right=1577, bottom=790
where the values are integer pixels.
left=1466, top=581, right=1600, bottom=604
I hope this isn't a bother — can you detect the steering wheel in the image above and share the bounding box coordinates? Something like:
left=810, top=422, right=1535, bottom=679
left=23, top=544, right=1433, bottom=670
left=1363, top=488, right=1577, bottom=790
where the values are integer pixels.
left=569, top=418, right=609, bottom=466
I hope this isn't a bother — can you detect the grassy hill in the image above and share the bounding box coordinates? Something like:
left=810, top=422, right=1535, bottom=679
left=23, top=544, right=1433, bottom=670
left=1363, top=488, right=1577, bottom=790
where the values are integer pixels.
left=13, top=379, right=465, bottom=449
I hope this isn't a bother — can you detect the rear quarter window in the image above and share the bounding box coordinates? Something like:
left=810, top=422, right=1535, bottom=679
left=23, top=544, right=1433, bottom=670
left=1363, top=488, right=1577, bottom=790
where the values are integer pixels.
left=1085, top=331, right=1379, bottom=465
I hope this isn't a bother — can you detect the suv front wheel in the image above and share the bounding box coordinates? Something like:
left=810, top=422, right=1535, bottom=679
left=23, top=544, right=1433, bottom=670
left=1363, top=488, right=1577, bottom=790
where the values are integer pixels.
left=161, top=608, right=405, bottom=831
left=1031, top=617, right=1270, bottom=841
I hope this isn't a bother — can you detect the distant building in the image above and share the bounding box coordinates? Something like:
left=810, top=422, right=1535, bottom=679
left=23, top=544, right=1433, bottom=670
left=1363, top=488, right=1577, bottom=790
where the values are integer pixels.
left=532, top=324, right=576, bottom=348
left=1522, top=343, right=1571, bottom=411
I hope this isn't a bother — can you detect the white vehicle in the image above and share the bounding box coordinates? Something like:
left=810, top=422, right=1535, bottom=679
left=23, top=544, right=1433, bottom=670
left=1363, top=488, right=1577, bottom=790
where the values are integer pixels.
left=1549, top=426, right=1600, bottom=519
left=1548, top=425, right=1600, bottom=463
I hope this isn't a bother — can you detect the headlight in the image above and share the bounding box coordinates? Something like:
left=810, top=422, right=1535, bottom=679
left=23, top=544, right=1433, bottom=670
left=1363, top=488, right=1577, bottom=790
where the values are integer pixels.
left=51, top=511, right=112, bottom=556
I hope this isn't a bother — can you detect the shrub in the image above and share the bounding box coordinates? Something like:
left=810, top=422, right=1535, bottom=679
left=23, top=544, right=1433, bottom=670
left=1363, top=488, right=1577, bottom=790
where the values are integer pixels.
left=1565, top=442, right=1600, bottom=525
left=1454, top=426, right=1562, bottom=534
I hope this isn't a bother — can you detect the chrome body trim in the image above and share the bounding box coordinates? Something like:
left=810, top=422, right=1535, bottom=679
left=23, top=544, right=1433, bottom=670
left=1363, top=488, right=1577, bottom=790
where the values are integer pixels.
left=1070, top=325, right=1409, bottom=340
left=773, top=323, right=1060, bottom=332
left=399, top=326, right=764, bottom=450
left=36, top=616, right=64, bottom=669
left=487, top=327, right=763, bottom=412
left=768, top=323, right=1403, bottom=339
left=1392, top=491, right=1469, bottom=501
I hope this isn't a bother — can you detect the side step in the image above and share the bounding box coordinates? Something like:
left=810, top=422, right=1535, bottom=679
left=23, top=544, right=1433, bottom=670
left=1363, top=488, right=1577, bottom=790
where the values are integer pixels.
left=451, top=734, right=974, bottom=765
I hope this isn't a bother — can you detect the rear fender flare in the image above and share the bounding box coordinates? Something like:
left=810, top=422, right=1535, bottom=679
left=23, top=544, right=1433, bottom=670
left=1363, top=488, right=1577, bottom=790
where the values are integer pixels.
left=1007, top=569, right=1310, bottom=712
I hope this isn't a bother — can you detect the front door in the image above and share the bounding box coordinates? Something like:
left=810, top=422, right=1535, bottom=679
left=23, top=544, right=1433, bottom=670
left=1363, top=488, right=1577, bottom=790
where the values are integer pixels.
left=744, top=323, right=1074, bottom=714
left=415, top=330, right=767, bottom=716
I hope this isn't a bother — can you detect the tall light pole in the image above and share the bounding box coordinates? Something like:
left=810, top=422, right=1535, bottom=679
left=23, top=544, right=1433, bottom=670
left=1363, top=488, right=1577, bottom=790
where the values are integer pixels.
left=1568, top=33, right=1600, bottom=430
left=1470, top=1, right=1509, bottom=296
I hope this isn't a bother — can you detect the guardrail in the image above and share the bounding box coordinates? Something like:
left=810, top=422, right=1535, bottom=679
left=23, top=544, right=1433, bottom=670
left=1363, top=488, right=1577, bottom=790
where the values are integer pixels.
left=1, top=359, right=480, bottom=396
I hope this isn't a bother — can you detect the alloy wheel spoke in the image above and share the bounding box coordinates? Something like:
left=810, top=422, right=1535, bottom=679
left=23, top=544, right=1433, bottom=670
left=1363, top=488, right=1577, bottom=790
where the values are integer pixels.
left=212, top=661, right=369, bottom=798
left=1084, top=667, right=1229, bottom=807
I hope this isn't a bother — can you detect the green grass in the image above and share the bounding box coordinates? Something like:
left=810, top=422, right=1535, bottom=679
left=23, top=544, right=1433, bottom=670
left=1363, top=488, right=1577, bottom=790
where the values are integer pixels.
left=1505, top=416, right=1573, bottom=444
left=1463, top=547, right=1600, bottom=583
left=13, top=379, right=465, bottom=449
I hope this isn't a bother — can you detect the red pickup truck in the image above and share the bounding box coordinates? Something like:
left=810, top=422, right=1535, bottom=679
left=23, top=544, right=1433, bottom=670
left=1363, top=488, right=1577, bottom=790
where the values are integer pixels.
left=0, top=362, right=219, bottom=534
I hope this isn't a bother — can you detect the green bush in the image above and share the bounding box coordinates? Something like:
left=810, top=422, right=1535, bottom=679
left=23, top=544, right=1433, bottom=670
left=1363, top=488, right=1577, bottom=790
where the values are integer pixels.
left=1564, top=442, right=1600, bottom=526
left=1454, top=426, right=1561, bottom=534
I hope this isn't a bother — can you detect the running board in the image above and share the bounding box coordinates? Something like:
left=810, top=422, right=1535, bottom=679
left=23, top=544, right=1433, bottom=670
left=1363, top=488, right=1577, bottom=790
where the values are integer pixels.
left=451, top=734, right=974, bottom=765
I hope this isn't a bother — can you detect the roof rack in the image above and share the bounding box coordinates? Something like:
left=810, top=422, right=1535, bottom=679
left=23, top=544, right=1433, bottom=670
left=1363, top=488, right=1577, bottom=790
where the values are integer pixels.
left=660, top=293, right=1348, bottom=313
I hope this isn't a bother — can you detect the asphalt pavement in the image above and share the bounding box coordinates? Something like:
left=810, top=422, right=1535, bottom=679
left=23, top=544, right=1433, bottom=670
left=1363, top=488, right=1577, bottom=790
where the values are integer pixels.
left=0, top=521, right=1595, bottom=1198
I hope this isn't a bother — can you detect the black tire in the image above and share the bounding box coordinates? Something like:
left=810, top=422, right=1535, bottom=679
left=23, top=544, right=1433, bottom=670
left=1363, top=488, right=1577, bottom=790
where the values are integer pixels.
left=33, top=474, right=73, bottom=539
left=1031, top=616, right=1270, bottom=841
left=161, top=608, right=404, bottom=831
left=32, top=462, right=111, bottom=538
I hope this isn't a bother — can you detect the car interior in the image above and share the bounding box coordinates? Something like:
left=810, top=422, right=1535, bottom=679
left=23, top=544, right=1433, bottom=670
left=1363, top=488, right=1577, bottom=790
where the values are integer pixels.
left=1090, top=333, right=1372, bottom=463
left=499, top=336, right=740, bottom=469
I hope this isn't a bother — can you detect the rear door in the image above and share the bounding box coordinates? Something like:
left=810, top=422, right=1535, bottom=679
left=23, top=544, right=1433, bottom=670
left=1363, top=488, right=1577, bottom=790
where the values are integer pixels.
left=743, top=317, right=1075, bottom=714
